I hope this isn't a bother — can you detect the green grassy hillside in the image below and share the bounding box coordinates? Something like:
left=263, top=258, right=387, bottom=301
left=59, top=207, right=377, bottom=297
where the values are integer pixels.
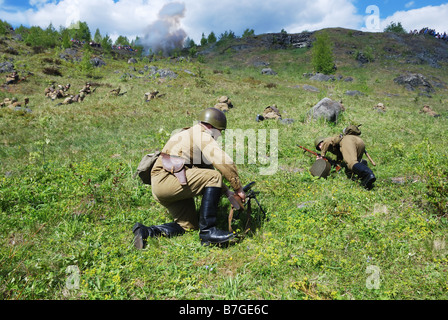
left=1, top=27, right=447, bottom=300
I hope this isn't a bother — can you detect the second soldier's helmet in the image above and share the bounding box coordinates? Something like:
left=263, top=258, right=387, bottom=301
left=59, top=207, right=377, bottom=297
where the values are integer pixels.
left=198, top=108, right=227, bottom=130
left=315, top=137, right=325, bottom=151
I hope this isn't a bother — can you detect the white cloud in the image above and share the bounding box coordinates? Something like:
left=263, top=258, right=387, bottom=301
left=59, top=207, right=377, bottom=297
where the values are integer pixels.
left=10, top=0, right=447, bottom=45
left=17, top=0, right=167, bottom=41
left=405, top=2, right=415, bottom=9
left=29, top=0, right=52, bottom=7
left=380, top=4, right=448, bottom=33
left=182, top=0, right=363, bottom=41
left=3, top=0, right=367, bottom=42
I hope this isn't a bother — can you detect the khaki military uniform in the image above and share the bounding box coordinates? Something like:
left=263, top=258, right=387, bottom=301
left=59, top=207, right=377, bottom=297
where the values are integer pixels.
left=151, top=123, right=242, bottom=230
left=373, top=103, right=386, bottom=113
left=61, top=95, right=75, bottom=105
left=6, top=72, right=19, bottom=85
left=420, top=105, right=440, bottom=117
left=0, top=98, right=12, bottom=107
left=49, top=89, right=66, bottom=100
left=79, top=84, right=92, bottom=94
left=214, top=96, right=233, bottom=112
left=74, top=93, right=85, bottom=102
left=44, top=85, right=55, bottom=97
left=263, top=105, right=282, bottom=120
left=144, top=90, right=159, bottom=101
left=6, top=97, right=29, bottom=110
left=320, top=135, right=365, bottom=170
left=109, top=88, right=121, bottom=96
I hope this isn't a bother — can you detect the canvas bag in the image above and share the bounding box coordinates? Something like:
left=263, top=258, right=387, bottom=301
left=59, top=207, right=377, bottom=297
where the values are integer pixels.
left=343, top=124, right=362, bottom=136
left=133, top=151, right=161, bottom=185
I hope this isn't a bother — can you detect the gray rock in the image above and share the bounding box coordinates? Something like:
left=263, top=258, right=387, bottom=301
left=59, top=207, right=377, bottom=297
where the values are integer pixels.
left=157, top=69, right=177, bottom=79
left=345, top=90, right=364, bottom=96
left=394, top=73, right=434, bottom=93
left=308, top=97, right=344, bottom=123
left=90, top=57, right=106, bottom=67
left=0, top=61, right=15, bottom=73
left=279, top=118, right=295, bottom=125
left=147, top=67, right=177, bottom=79
left=253, top=61, right=270, bottom=67
left=261, top=68, right=277, bottom=75
left=302, top=85, right=320, bottom=92
left=309, top=73, right=335, bottom=82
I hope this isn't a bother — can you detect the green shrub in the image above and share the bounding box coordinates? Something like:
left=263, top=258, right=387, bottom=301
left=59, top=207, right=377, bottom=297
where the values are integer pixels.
left=416, top=142, right=448, bottom=217
left=384, top=21, right=407, bottom=34
left=311, top=31, right=335, bottom=74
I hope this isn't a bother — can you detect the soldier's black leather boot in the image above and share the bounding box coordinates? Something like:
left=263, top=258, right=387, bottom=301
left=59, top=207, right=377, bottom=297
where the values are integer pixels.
left=132, top=222, right=185, bottom=249
left=352, top=163, right=376, bottom=190
left=132, top=223, right=149, bottom=249
left=199, top=187, right=235, bottom=246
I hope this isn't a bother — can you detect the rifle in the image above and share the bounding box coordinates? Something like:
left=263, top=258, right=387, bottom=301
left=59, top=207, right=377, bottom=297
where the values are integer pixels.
left=228, top=181, right=267, bottom=234
left=297, top=144, right=342, bottom=172
left=16, top=72, right=34, bottom=84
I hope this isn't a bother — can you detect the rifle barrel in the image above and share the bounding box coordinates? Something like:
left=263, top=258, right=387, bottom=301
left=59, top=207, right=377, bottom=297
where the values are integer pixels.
left=243, top=181, right=255, bottom=192
left=297, top=144, right=342, bottom=172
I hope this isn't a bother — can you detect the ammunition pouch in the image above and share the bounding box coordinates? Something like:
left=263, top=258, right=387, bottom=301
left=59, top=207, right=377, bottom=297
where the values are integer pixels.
left=161, top=153, right=187, bottom=185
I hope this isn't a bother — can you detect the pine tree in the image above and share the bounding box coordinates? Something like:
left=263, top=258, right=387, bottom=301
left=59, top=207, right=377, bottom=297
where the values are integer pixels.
left=207, top=32, right=217, bottom=44
left=200, top=33, right=207, bottom=46
left=93, top=28, right=102, bottom=43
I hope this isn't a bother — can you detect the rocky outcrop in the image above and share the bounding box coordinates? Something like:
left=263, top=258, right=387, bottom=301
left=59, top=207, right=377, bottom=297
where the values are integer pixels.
left=393, top=73, right=434, bottom=93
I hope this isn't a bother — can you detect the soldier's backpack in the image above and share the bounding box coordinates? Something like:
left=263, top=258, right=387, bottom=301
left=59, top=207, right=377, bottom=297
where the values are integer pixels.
left=343, top=124, right=362, bottom=136
left=133, top=151, right=161, bottom=185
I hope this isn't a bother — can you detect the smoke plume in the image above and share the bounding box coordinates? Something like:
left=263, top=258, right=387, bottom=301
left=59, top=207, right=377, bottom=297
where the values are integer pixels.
left=138, top=2, right=187, bottom=56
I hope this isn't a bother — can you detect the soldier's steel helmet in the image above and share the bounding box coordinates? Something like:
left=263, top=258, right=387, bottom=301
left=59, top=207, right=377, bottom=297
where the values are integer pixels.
left=315, top=137, right=325, bottom=151
left=198, top=108, right=227, bottom=130
left=310, top=158, right=331, bottom=179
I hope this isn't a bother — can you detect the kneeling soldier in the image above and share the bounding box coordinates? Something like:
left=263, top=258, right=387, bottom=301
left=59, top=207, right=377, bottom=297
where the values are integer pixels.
left=133, top=107, right=246, bottom=248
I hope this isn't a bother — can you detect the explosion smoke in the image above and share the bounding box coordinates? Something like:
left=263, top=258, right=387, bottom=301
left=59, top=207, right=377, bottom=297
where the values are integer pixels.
left=138, top=2, right=187, bottom=56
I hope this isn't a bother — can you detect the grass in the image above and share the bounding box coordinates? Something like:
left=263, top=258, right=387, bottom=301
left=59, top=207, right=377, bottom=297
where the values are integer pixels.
left=1, top=28, right=448, bottom=300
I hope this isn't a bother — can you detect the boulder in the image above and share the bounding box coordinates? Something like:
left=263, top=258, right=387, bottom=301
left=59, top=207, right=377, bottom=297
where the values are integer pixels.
left=90, top=57, right=106, bottom=67
left=302, top=84, right=320, bottom=92
left=345, top=90, right=364, bottom=96
left=308, top=97, right=344, bottom=123
left=393, top=73, right=434, bottom=93
left=0, top=61, right=15, bottom=73
left=261, top=68, right=277, bottom=75
left=309, top=73, right=335, bottom=82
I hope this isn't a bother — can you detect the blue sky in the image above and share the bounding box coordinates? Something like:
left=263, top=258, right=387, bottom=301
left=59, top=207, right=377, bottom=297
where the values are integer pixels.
left=1, top=0, right=447, bottom=42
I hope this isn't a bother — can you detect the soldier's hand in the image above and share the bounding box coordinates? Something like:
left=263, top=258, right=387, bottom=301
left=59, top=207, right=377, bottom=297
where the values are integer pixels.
left=235, top=188, right=246, bottom=202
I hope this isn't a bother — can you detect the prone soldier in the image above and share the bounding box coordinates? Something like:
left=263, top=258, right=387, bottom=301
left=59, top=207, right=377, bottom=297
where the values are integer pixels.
left=5, top=71, right=19, bottom=85
left=315, top=133, right=376, bottom=190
